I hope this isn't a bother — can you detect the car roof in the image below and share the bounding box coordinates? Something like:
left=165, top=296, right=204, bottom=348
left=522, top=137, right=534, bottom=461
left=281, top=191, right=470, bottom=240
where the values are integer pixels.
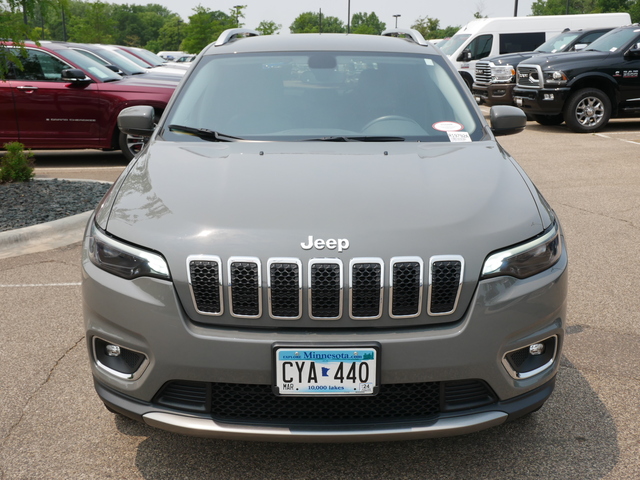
left=202, top=32, right=439, bottom=57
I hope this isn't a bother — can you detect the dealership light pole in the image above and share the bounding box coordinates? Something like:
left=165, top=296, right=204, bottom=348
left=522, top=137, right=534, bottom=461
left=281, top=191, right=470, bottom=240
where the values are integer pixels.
left=514, top=0, right=518, bottom=16
left=393, top=14, right=401, bottom=28
left=347, top=0, right=350, bottom=33
left=234, top=5, right=242, bottom=27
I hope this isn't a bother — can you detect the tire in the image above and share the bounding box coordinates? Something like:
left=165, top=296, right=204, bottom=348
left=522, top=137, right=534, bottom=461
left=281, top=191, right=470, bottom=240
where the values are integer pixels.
left=563, top=88, right=611, bottom=133
left=534, top=114, right=564, bottom=126
left=118, top=131, right=146, bottom=161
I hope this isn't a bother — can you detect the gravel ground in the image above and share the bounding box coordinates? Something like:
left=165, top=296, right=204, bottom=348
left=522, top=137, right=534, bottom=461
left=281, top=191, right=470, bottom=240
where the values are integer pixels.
left=0, top=178, right=111, bottom=232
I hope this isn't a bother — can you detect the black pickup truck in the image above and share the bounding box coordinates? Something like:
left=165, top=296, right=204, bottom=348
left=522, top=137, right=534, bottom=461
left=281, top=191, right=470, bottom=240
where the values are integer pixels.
left=473, top=28, right=612, bottom=107
left=512, top=25, right=640, bottom=132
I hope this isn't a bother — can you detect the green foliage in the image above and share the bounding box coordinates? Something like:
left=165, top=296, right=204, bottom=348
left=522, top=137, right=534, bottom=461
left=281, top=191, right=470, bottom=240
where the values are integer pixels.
left=411, top=16, right=459, bottom=40
left=256, top=20, right=281, bottom=35
left=290, top=11, right=345, bottom=33
left=531, top=0, right=598, bottom=15
left=0, top=142, right=35, bottom=183
left=351, top=12, right=385, bottom=35
left=68, top=1, right=116, bottom=43
left=180, top=6, right=233, bottom=53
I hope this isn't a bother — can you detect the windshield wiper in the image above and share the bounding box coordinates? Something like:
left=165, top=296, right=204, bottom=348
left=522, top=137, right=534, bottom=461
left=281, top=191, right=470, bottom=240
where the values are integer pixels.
left=168, top=125, right=242, bottom=142
left=303, top=136, right=405, bottom=142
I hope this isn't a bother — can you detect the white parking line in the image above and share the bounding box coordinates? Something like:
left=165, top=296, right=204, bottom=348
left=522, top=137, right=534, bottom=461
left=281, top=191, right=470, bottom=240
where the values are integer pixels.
left=595, top=133, right=640, bottom=145
left=0, top=283, right=81, bottom=288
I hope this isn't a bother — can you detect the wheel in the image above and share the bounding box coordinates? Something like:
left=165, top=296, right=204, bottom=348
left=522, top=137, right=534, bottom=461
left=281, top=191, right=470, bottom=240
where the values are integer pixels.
left=563, top=88, right=611, bottom=133
left=118, top=131, right=147, bottom=161
left=533, top=114, right=564, bottom=126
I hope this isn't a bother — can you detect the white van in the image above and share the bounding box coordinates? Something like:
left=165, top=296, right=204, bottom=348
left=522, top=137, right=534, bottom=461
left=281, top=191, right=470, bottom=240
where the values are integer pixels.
left=438, top=13, right=631, bottom=88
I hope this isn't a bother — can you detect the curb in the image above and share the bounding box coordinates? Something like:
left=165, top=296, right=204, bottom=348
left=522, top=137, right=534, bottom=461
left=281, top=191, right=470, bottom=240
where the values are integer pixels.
left=0, top=178, right=111, bottom=260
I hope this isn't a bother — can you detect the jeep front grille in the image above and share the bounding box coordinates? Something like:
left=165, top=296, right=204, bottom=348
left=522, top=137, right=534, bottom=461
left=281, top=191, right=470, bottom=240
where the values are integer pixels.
left=475, top=61, right=492, bottom=85
left=187, top=256, right=464, bottom=321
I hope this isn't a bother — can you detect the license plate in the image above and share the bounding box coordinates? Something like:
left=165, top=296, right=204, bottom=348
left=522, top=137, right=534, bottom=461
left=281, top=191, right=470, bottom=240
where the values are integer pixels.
left=515, top=97, right=523, bottom=107
left=274, top=345, right=379, bottom=396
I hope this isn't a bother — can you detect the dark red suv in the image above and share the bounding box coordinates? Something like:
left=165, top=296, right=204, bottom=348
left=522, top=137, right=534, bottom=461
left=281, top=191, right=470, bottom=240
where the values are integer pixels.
left=0, top=42, right=178, bottom=160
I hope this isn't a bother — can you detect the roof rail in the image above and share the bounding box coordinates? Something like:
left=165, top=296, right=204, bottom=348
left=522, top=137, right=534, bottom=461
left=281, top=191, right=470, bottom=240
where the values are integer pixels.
left=381, top=29, right=429, bottom=46
left=215, top=28, right=260, bottom=47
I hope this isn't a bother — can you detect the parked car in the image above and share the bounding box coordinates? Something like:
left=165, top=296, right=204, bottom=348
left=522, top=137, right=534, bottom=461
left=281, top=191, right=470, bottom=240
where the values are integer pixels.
left=63, top=42, right=183, bottom=81
left=116, top=45, right=190, bottom=72
left=173, top=54, right=196, bottom=63
left=82, top=28, right=567, bottom=442
left=473, top=27, right=615, bottom=107
left=0, top=42, right=177, bottom=160
left=439, top=12, right=630, bottom=88
left=513, top=24, right=640, bottom=131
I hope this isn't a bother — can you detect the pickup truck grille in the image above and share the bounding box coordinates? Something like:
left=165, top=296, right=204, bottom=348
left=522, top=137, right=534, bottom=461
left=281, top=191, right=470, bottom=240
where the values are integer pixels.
left=516, top=65, right=541, bottom=88
left=475, top=61, right=492, bottom=85
left=187, top=255, right=464, bottom=321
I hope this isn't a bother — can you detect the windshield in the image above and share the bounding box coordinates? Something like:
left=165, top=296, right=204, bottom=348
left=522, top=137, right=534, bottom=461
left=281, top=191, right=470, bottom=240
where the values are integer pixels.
left=163, top=51, right=481, bottom=143
left=53, top=47, right=122, bottom=81
left=129, top=48, right=166, bottom=66
left=586, top=28, right=640, bottom=52
left=438, top=34, right=470, bottom=55
left=535, top=31, right=582, bottom=53
left=92, top=47, right=147, bottom=74
left=109, top=47, right=151, bottom=68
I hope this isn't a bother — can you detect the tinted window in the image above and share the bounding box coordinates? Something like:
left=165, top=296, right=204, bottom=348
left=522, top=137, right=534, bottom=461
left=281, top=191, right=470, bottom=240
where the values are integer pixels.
left=165, top=52, right=482, bottom=142
left=465, top=34, right=493, bottom=60
left=10, top=49, right=69, bottom=81
left=586, top=28, right=640, bottom=52
left=500, top=32, right=545, bottom=54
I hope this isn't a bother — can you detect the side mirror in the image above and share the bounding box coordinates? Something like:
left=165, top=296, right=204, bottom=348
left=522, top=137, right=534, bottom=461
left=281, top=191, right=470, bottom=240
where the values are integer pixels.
left=573, top=43, right=587, bottom=51
left=490, top=105, right=526, bottom=136
left=105, top=64, right=125, bottom=76
left=61, top=68, right=90, bottom=82
left=626, top=43, right=640, bottom=57
left=457, top=49, right=472, bottom=62
left=118, top=106, right=156, bottom=137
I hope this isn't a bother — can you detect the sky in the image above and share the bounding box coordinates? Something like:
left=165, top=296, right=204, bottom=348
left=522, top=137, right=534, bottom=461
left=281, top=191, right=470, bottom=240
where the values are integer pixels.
left=110, top=0, right=538, bottom=34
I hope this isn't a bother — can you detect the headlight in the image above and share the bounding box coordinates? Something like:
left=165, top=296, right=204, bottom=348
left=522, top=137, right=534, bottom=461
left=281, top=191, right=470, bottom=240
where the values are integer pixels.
left=491, top=64, right=515, bottom=83
left=542, top=70, right=568, bottom=86
left=88, top=222, right=171, bottom=281
left=481, top=222, right=562, bottom=280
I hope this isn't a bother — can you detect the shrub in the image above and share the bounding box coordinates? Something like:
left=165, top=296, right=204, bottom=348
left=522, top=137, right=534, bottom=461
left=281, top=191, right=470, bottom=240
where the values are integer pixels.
left=0, top=142, right=35, bottom=183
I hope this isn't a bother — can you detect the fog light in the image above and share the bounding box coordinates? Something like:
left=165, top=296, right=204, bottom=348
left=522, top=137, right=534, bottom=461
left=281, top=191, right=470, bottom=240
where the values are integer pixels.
left=106, top=344, right=121, bottom=357
left=543, top=93, right=554, bottom=101
left=529, top=343, right=545, bottom=356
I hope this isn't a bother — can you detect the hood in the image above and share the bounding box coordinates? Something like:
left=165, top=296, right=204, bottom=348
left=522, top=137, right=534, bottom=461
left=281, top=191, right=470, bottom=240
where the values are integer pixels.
left=485, top=52, right=536, bottom=66
left=103, top=140, right=545, bottom=285
left=524, top=50, right=609, bottom=69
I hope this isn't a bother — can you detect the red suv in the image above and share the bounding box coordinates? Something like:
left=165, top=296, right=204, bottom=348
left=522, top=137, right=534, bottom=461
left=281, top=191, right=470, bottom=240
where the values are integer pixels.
left=0, top=42, right=178, bottom=160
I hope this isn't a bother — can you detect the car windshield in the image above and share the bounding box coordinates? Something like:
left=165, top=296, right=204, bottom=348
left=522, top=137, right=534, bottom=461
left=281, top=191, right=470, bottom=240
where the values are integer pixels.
left=438, top=34, right=470, bottom=55
left=91, top=47, right=147, bottom=74
left=164, top=51, right=481, bottom=143
left=585, top=27, right=640, bottom=52
left=110, top=47, right=152, bottom=68
left=535, top=31, right=582, bottom=53
left=130, top=48, right=166, bottom=66
left=53, top=47, right=122, bottom=81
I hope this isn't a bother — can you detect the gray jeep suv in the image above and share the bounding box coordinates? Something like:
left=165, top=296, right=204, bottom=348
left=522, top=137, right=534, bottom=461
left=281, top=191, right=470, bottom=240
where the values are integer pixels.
left=82, top=28, right=567, bottom=442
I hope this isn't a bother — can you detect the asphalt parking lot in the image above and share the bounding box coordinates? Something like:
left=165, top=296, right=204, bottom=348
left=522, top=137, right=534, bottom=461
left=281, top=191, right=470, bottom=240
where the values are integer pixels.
left=1, top=117, right=639, bottom=479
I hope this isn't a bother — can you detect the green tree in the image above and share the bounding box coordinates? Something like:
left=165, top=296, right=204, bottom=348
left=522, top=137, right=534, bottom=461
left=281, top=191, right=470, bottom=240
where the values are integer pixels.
left=351, top=12, right=385, bottom=35
left=256, top=20, right=280, bottom=35
left=290, top=11, right=345, bottom=33
left=531, top=0, right=598, bottom=15
left=229, top=4, right=245, bottom=28
left=180, top=6, right=232, bottom=53
left=146, top=14, right=184, bottom=51
left=68, top=1, right=116, bottom=43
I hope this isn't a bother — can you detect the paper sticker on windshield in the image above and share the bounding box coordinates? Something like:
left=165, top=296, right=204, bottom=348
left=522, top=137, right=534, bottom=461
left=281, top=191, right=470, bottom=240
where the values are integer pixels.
left=448, top=131, right=471, bottom=143
left=433, top=121, right=463, bottom=132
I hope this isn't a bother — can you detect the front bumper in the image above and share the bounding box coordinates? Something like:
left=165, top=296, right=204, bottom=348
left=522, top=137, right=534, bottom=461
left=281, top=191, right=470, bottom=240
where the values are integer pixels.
left=82, top=237, right=568, bottom=441
left=473, top=83, right=516, bottom=107
left=512, top=87, right=571, bottom=115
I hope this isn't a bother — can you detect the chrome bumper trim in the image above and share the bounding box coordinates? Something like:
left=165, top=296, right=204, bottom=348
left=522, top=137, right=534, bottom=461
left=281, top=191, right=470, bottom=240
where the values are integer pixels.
left=143, top=411, right=508, bottom=442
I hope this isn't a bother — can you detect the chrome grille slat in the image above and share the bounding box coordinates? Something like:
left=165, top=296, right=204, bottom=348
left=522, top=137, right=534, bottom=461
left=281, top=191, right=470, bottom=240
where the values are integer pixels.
left=389, top=257, right=423, bottom=319
left=268, top=258, right=302, bottom=320
left=428, top=255, right=464, bottom=316
left=228, top=257, right=262, bottom=318
left=187, top=255, right=223, bottom=316
left=308, top=259, right=343, bottom=320
left=349, top=258, right=384, bottom=320
left=475, top=61, right=492, bottom=85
